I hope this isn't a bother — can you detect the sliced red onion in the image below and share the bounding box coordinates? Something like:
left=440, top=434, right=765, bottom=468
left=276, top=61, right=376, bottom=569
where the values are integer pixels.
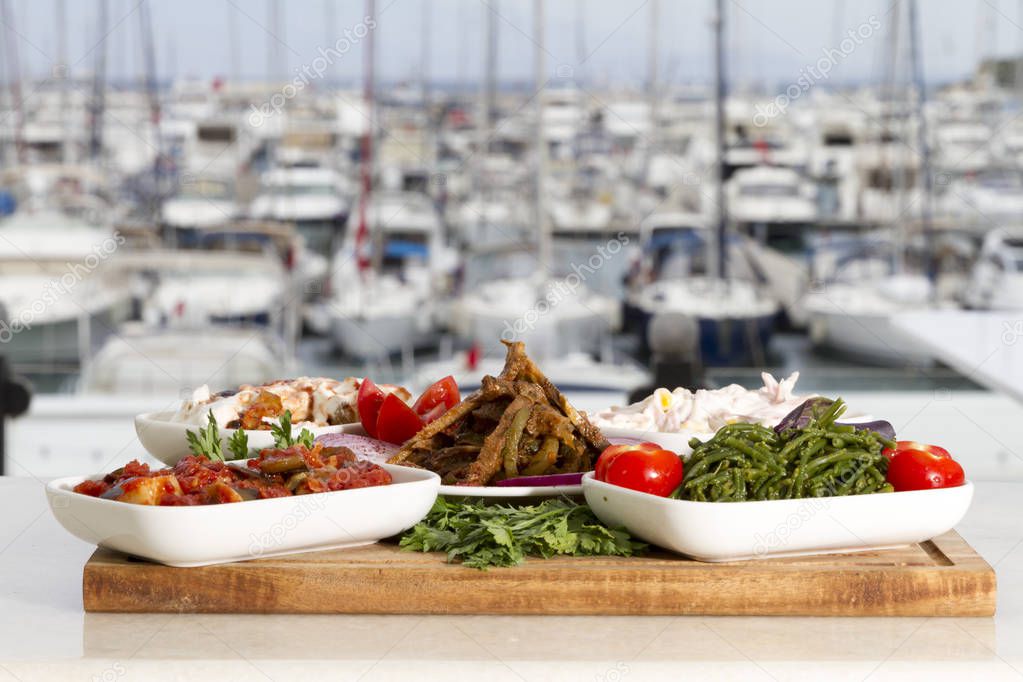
left=495, top=472, right=586, bottom=487
left=315, top=432, right=399, bottom=463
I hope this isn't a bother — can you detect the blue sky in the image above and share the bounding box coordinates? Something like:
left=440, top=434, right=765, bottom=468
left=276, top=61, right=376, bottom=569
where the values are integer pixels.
left=4, top=1, right=1022, bottom=88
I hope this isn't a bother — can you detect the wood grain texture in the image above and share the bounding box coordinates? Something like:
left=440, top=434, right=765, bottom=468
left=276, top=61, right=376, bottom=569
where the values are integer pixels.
left=82, top=530, right=996, bottom=616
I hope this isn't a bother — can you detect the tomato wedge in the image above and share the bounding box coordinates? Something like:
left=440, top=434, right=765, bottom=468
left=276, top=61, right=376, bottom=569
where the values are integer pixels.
left=595, top=442, right=683, bottom=497
left=357, top=378, right=386, bottom=438
left=375, top=393, right=424, bottom=445
left=413, top=376, right=460, bottom=420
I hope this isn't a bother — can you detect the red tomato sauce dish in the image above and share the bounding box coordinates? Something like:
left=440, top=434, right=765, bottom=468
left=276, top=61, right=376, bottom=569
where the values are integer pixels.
left=73, top=443, right=392, bottom=506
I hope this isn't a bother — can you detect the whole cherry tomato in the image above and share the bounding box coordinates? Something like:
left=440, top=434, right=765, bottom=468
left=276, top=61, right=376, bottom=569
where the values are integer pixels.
left=883, top=440, right=953, bottom=461
left=594, top=442, right=664, bottom=481
left=595, top=442, right=683, bottom=497
left=886, top=449, right=965, bottom=491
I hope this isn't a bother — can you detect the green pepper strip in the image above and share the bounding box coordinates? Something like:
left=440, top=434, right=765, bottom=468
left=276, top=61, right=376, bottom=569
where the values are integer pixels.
left=502, top=406, right=531, bottom=479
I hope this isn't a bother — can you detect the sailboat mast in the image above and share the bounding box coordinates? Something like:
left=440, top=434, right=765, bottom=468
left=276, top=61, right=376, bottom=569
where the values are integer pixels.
left=324, top=0, right=335, bottom=86
left=477, top=2, right=497, bottom=181
left=88, top=0, right=108, bottom=162
left=420, top=0, right=431, bottom=161
left=228, top=2, right=240, bottom=81
left=907, top=0, right=934, bottom=278
left=534, top=0, right=551, bottom=277
left=1, top=0, right=25, bottom=163
left=56, top=0, right=70, bottom=163
left=138, top=0, right=163, bottom=218
left=647, top=0, right=659, bottom=161
left=356, top=0, right=376, bottom=277
left=712, top=0, right=727, bottom=281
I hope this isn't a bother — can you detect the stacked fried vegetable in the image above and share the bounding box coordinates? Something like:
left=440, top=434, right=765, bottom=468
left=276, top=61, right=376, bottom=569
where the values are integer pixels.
left=677, top=398, right=896, bottom=501
left=388, top=341, right=609, bottom=485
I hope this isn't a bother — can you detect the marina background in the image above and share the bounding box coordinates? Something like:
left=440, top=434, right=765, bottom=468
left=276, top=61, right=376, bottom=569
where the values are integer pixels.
left=1, top=0, right=1022, bottom=479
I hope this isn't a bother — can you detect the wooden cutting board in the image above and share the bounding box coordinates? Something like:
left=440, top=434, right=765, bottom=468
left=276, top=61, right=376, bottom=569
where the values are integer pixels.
left=82, top=530, right=995, bottom=616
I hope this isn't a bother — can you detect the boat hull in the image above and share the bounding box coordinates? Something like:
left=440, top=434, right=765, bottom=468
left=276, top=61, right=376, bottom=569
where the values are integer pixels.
left=330, top=312, right=431, bottom=360
left=808, top=309, right=934, bottom=367
left=3, top=302, right=130, bottom=368
left=629, top=305, right=776, bottom=366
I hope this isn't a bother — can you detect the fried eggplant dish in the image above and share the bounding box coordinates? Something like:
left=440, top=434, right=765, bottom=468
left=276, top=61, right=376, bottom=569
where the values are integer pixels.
left=388, top=341, right=609, bottom=485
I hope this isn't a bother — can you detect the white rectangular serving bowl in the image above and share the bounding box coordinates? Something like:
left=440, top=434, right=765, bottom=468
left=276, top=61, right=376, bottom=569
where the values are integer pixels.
left=582, top=472, right=974, bottom=562
left=46, top=463, right=440, bottom=567
left=135, top=410, right=357, bottom=466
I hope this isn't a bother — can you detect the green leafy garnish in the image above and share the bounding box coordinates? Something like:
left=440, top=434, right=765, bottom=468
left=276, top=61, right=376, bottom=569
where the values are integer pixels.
left=227, top=428, right=250, bottom=460
left=270, top=410, right=315, bottom=449
left=185, top=411, right=224, bottom=463
left=399, top=497, right=646, bottom=569
left=296, top=427, right=315, bottom=449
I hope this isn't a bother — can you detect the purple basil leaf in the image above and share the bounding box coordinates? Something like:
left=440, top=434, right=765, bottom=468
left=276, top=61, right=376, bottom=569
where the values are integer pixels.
left=774, top=398, right=835, bottom=433
left=838, top=419, right=896, bottom=441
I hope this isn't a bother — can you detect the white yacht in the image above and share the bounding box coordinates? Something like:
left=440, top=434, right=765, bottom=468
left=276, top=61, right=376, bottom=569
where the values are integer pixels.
left=938, top=169, right=1023, bottom=223
left=408, top=349, right=651, bottom=396
left=548, top=192, right=615, bottom=238
left=804, top=273, right=938, bottom=367
left=727, top=165, right=818, bottom=228
left=78, top=324, right=286, bottom=395
left=161, top=175, right=239, bottom=230
left=963, top=227, right=1023, bottom=310
left=450, top=275, right=620, bottom=361
left=632, top=277, right=779, bottom=366
left=626, top=212, right=779, bottom=365
left=0, top=210, right=131, bottom=367
left=131, top=251, right=288, bottom=328
left=325, top=191, right=456, bottom=359
left=248, top=166, right=351, bottom=255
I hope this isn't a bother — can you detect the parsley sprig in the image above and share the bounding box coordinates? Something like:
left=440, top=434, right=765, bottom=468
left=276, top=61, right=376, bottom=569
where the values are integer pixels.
left=227, top=429, right=249, bottom=460
left=399, top=497, right=646, bottom=569
left=185, top=412, right=225, bottom=462
left=184, top=410, right=316, bottom=463
left=270, top=410, right=316, bottom=449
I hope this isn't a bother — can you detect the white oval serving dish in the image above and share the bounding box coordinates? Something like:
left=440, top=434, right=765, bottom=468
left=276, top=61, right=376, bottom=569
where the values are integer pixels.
left=135, top=410, right=355, bottom=466
left=46, top=463, right=440, bottom=567
left=582, top=472, right=974, bottom=562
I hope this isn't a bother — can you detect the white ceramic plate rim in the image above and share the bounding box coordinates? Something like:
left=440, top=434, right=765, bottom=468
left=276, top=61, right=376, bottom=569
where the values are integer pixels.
left=437, top=482, right=583, bottom=497
left=136, top=409, right=356, bottom=435
left=134, top=410, right=357, bottom=465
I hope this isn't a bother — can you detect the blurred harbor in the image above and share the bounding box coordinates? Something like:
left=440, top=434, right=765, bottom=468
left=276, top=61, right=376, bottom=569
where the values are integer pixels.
left=2, top=0, right=1021, bottom=472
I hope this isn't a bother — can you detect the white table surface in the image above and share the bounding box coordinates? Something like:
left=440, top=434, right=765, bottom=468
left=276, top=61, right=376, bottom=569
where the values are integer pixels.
left=892, top=310, right=1023, bottom=404
left=0, top=473, right=1019, bottom=682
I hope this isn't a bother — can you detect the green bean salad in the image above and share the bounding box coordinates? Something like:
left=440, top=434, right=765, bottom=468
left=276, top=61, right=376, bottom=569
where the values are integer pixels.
left=674, top=398, right=896, bottom=502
